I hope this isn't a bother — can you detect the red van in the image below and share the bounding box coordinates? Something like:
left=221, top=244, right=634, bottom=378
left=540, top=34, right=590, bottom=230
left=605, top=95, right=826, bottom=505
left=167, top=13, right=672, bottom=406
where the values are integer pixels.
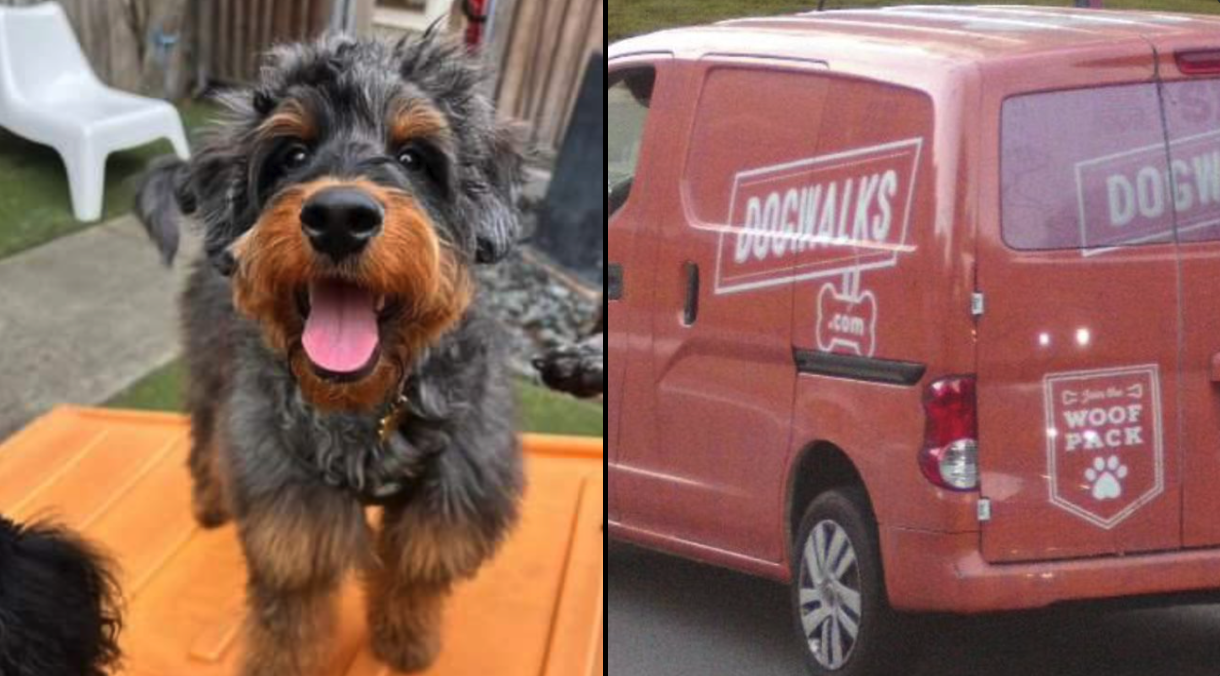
left=609, top=5, right=1220, bottom=675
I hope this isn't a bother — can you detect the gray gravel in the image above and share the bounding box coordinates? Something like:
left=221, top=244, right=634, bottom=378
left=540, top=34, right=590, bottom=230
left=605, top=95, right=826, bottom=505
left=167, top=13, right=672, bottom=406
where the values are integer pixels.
left=475, top=245, right=599, bottom=379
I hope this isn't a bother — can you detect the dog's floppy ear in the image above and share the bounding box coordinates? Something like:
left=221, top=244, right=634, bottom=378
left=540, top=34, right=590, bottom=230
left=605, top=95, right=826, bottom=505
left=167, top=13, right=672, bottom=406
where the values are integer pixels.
left=472, top=121, right=525, bottom=264
left=135, top=156, right=193, bottom=265
left=135, top=95, right=249, bottom=275
left=190, top=142, right=248, bottom=277
left=180, top=92, right=259, bottom=277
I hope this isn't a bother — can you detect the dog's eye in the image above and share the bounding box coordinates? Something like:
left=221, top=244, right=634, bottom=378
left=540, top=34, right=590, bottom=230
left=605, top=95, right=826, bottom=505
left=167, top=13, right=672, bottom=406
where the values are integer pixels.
left=283, top=144, right=312, bottom=170
left=397, top=147, right=425, bottom=171
left=394, top=142, right=449, bottom=193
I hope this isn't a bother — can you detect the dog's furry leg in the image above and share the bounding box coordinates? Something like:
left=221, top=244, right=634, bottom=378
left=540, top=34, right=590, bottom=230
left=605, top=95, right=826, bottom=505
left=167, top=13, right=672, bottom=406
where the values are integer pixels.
left=233, top=486, right=366, bottom=676
left=187, top=436, right=230, bottom=528
left=365, top=432, right=523, bottom=673
left=185, top=396, right=231, bottom=528
left=364, top=564, right=447, bottom=673
left=182, top=264, right=242, bottom=527
left=365, top=503, right=495, bottom=673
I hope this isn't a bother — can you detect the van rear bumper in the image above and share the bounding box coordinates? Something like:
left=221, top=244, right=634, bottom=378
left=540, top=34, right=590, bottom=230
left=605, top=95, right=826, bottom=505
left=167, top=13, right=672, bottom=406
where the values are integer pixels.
left=882, top=526, right=1220, bottom=614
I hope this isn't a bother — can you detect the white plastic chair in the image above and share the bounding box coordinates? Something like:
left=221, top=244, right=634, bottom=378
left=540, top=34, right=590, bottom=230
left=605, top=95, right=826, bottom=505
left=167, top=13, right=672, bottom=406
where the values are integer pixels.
left=0, top=2, right=189, bottom=222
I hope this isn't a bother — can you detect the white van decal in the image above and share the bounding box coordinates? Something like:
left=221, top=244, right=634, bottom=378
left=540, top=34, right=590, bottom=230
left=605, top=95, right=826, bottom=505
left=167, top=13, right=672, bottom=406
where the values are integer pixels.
left=1043, top=365, right=1164, bottom=530
left=1076, top=129, right=1220, bottom=253
left=816, top=283, right=877, bottom=357
left=714, top=138, right=923, bottom=296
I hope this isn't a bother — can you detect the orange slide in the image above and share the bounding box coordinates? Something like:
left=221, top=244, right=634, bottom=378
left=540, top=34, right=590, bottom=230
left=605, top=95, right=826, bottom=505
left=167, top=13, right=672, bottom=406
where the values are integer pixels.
left=0, top=407, right=604, bottom=676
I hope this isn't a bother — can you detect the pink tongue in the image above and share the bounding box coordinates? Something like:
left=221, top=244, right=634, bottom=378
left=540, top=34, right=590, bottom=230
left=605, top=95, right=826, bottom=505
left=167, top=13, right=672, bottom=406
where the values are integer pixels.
left=302, top=281, right=380, bottom=374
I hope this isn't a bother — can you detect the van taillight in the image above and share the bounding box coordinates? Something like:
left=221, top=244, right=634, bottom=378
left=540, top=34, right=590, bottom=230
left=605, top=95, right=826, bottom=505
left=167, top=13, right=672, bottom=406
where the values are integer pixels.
left=920, top=376, right=980, bottom=492
left=1176, top=50, right=1220, bottom=75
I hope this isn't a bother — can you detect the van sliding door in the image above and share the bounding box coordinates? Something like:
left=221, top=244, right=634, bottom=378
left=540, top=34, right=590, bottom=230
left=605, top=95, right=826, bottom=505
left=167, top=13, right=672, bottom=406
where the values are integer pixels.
left=618, top=62, right=824, bottom=563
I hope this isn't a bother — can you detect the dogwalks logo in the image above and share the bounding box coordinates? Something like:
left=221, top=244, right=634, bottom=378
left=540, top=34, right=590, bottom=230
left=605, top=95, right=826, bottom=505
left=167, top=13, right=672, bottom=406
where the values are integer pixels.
left=1076, top=129, right=1220, bottom=253
left=714, top=138, right=923, bottom=357
left=1044, top=365, right=1165, bottom=529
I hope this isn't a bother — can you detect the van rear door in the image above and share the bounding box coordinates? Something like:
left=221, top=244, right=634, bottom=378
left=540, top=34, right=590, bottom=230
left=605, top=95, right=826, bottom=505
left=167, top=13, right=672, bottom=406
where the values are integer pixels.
left=1156, top=57, right=1220, bottom=549
left=977, top=78, right=1183, bottom=563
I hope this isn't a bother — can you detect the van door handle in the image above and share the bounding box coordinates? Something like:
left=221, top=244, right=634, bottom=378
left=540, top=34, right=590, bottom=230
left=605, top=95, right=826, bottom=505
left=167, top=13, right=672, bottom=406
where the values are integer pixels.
left=683, top=261, right=700, bottom=326
left=609, top=264, right=623, bottom=301
left=1211, top=352, right=1220, bottom=383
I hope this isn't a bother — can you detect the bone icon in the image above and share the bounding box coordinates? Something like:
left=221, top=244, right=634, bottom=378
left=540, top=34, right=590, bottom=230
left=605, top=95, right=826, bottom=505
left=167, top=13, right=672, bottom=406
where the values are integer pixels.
left=816, top=284, right=878, bottom=357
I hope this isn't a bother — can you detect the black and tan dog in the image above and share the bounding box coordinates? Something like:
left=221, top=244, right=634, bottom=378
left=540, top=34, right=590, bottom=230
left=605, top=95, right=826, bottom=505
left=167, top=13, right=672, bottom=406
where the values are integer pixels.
left=0, top=517, right=122, bottom=676
left=137, top=32, right=524, bottom=675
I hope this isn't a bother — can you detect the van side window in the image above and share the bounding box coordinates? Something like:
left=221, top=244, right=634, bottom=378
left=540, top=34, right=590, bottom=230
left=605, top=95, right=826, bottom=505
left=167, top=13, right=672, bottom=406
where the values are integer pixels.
left=683, top=67, right=831, bottom=230
left=682, top=68, right=930, bottom=298
left=608, top=68, right=656, bottom=217
left=1002, top=84, right=1172, bottom=251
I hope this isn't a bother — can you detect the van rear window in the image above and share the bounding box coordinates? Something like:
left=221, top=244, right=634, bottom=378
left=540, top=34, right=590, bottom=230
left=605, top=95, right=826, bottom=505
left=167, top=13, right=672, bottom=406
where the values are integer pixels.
left=1001, top=84, right=1174, bottom=251
left=1162, top=78, right=1220, bottom=245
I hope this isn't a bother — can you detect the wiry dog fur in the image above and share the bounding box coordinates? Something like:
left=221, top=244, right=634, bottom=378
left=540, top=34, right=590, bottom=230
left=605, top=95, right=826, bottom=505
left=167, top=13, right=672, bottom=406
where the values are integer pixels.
left=0, top=517, right=123, bottom=676
left=137, top=32, right=524, bottom=675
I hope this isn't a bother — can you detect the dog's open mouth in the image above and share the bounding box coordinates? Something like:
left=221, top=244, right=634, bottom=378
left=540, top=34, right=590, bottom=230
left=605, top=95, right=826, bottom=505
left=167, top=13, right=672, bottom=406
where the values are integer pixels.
left=298, top=280, right=397, bottom=382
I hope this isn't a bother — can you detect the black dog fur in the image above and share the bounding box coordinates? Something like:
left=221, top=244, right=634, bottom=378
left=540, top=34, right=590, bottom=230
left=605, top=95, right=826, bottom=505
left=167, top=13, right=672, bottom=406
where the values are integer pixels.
left=0, top=516, right=122, bottom=676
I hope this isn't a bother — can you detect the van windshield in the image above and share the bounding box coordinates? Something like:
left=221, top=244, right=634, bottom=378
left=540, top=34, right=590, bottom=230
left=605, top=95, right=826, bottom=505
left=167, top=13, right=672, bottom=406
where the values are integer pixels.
left=608, top=68, right=655, bottom=216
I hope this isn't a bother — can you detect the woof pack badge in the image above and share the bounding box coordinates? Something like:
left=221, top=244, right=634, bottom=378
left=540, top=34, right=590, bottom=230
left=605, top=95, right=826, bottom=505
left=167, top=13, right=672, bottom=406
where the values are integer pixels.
left=1044, top=365, right=1164, bottom=530
left=713, top=138, right=923, bottom=357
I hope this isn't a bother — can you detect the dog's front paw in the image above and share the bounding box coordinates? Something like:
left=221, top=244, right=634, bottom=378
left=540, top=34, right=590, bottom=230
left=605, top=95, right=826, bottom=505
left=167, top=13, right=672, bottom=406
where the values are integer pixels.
left=192, top=486, right=231, bottom=529
left=370, top=621, right=442, bottom=674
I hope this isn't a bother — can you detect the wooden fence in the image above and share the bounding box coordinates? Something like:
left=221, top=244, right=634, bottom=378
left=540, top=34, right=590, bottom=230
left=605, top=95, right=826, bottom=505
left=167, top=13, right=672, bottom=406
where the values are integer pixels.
left=0, top=0, right=602, bottom=153
left=486, top=0, right=604, bottom=155
left=0, top=0, right=193, bottom=98
left=199, top=0, right=339, bottom=85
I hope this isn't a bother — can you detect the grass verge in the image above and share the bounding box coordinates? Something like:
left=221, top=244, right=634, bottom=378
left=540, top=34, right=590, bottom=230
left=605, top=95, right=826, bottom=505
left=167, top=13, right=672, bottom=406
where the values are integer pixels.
left=107, top=360, right=605, bottom=438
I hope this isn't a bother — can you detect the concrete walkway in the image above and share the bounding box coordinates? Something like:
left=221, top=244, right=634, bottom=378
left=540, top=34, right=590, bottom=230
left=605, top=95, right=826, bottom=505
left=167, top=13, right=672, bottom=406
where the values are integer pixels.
left=0, top=216, right=197, bottom=439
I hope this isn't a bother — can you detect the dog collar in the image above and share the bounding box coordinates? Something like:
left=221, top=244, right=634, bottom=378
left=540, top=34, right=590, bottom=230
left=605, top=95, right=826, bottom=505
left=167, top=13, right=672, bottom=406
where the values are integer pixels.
left=376, top=370, right=415, bottom=445
left=377, top=391, right=410, bottom=445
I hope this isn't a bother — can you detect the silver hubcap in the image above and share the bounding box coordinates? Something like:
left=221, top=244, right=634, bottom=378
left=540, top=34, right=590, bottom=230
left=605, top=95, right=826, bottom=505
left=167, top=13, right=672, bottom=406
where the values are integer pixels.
left=799, top=520, right=863, bottom=671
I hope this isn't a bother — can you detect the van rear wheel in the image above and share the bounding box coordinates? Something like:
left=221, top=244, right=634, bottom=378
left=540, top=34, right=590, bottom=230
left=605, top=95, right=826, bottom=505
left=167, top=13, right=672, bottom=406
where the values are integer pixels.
left=792, top=488, right=910, bottom=676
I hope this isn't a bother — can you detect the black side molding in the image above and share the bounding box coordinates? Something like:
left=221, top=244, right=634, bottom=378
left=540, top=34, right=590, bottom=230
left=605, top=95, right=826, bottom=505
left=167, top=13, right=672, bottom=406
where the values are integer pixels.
left=793, top=349, right=926, bottom=386
left=609, top=264, right=623, bottom=301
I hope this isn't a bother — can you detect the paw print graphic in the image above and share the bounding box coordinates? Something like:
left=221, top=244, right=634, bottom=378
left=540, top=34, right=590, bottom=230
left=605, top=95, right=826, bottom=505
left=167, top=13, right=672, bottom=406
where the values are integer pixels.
left=1084, top=455, right=1129, bottom=501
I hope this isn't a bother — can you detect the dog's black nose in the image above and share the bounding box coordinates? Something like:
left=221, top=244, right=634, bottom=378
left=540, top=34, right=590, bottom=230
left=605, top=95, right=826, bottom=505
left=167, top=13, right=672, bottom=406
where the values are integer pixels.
left=300, top=187, right=384, bottom=261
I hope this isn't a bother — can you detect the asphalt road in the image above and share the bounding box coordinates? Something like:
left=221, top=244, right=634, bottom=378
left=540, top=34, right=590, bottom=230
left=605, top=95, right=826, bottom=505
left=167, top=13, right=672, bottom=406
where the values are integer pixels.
left=610, top=541, right=1220, bottom=676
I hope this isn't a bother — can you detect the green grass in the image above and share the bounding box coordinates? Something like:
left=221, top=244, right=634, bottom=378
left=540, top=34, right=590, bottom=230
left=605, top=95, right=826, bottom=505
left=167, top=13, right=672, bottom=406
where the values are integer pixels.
left=0, top=100, right=219, bottom=260
left=609, top=0, right=1220, bottom=42
left=516, top=382, right=605, bottom=437
left=107, top=360, right=187, bottom=412
left=107, top=360, right=605, bottom=438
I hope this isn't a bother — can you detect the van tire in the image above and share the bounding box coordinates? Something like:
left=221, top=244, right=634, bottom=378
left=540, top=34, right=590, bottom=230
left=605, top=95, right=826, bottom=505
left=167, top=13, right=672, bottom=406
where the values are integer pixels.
left=791, top=488, right=911, bottom=676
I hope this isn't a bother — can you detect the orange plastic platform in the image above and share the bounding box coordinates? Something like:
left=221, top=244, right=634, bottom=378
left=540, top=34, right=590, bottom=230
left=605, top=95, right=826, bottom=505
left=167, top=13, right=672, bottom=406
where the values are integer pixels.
left=0, top=407, right=604, bottom=676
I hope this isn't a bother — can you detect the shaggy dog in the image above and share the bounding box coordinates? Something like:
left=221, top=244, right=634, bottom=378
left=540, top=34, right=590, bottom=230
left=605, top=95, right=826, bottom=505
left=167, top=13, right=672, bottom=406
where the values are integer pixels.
left=136, top=32, right=524, bottom=675
left=0, top=517, right=122, bottom=676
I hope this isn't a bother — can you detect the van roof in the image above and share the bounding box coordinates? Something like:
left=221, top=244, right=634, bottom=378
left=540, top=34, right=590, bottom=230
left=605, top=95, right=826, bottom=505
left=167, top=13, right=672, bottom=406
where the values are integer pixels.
left=609, top=5, right=1220, bottom=65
